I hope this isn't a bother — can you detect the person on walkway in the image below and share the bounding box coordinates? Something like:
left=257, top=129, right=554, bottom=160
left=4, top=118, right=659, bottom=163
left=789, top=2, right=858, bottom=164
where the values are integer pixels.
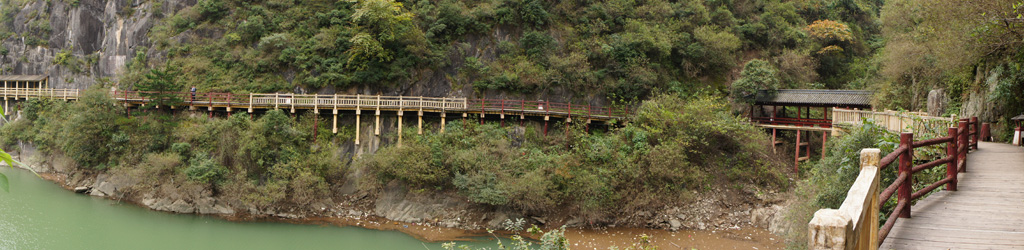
left=190, top=86, right=197, bottom=104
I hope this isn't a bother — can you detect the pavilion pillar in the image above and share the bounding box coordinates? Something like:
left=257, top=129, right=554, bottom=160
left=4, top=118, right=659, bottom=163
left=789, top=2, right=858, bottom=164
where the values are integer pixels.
left=795, top=130, right=801, bottom=173
left=821, top=131, right=828, bottom=160
left=771, top=128, right=777, bottom=153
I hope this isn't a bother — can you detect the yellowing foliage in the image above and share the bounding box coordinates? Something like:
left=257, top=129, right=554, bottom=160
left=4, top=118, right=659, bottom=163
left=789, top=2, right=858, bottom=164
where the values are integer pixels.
left=805, top=20, right=853, bottom=42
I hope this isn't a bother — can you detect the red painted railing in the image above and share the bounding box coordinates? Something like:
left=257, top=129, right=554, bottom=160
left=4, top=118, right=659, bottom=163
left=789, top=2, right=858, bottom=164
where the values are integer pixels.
left=750, top=116, right=832, bottom=128
left=876, top=117, right=979, bottom=245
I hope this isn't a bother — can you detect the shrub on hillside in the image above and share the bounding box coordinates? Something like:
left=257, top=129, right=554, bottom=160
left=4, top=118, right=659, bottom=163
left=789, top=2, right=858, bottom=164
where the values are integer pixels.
left=60, top=88, right=123, bottom=169
left=361, top=93, right=788, bottom=218
left=186, top=151, right=229, bottom=184
left=731, top=59, right=781, bottom=104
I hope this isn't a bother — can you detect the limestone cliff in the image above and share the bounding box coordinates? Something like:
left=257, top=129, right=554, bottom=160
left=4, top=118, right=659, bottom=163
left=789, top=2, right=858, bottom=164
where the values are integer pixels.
left=0, top=0, right=195, bottom=88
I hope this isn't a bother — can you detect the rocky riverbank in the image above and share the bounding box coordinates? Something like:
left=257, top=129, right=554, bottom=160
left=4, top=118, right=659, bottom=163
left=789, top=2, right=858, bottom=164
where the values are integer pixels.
left=8, top=142, right=789, bottom=242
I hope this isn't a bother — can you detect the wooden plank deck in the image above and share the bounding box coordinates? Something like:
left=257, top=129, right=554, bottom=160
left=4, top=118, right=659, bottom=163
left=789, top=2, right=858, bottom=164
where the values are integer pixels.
left=880, top=142, right=1024, bottom=250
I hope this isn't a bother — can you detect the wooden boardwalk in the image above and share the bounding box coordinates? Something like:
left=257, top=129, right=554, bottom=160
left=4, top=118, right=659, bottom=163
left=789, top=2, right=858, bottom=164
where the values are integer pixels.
left=0, top=87, right=628, bottom=121
left=880, top=142, right=1024, bottom=250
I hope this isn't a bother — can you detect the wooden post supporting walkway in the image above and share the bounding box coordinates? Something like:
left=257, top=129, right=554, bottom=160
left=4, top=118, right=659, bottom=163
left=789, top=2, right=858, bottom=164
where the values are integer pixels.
left=879, top=142, right=1024, bottom=249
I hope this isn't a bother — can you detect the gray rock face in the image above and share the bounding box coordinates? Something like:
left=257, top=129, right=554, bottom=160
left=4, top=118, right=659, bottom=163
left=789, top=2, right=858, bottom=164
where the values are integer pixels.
left=195, top=197, right=234, bottom=215
left=927, top=89, right=948, bottom=116
left=87, top=173, right=135, bottom=198
left=961, top=66, right=1004, bottom=122
left=146, top=196, right=232, bottom=215
left=668, top=219, right=682, bottom=230
left=0, top=0, right=194, bottom=88
left=91, top=181, right=116, bottom=197
left=167, top=199, right=195, bottom=214
left=374, top=180, right=468, bottom=224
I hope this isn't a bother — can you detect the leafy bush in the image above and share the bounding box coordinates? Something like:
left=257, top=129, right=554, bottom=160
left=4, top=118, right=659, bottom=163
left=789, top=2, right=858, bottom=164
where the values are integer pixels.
left=170, top=142, right=191, bottom=158
left=237, top=109, right=306, bottom=179
left=731, top=59, right=781, bottom=104
left=519, top=31, right=554, bottom=60
left=60, top=88, right=122, bottom=169
left=196, top=0, right=228, bottom=21
left=185, top=151, right=228, bottom=184
left=497, top=0, right=549, bottom=29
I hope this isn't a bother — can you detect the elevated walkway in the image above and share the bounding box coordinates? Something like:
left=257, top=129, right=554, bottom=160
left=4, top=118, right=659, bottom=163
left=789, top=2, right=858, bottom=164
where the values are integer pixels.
left=880, top=142, right=1024, bottom=250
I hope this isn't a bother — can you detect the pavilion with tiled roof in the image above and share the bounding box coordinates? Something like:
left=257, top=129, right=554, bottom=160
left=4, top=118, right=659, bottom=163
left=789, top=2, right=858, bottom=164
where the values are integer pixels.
left=749, top=89, right=874, bottom=171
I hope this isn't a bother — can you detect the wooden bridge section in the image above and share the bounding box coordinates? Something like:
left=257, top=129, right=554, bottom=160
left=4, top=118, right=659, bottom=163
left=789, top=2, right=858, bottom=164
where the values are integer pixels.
left=879, top=141, right=1024, bottom=250
left=807, top=117, right=1024, bottom=249
left=1, top=87, right=628, bottom=144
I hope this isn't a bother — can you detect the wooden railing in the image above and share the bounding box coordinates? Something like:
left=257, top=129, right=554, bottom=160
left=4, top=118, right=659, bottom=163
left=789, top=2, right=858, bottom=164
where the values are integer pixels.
left=808, top=117, right=980, bottom=249
left=466, top=99, right=629, bottom=119
left=1, top=87, right=81, bottom=100
left=2, top=87, right=629, bottom=120
left=832, top=108, right=957, bottom=133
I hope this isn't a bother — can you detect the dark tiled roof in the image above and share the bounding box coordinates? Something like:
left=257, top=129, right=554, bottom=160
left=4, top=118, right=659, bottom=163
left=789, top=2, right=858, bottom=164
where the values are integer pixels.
left=1012, top=114, right=1024, bottom=121
left=755, top=89, right=872, bottom=107
left=0, top=75, right=47, bottom=81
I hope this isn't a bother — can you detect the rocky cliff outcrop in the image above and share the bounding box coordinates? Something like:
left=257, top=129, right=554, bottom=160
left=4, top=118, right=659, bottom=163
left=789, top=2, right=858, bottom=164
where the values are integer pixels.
left=961, top=65, right=1003, bottom=122
left=1, top=0, right=194, bottom=88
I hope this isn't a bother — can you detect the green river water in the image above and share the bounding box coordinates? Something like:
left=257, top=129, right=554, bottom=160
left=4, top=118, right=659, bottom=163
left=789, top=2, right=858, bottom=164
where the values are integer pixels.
left=0, top=168, right=497, bottom=250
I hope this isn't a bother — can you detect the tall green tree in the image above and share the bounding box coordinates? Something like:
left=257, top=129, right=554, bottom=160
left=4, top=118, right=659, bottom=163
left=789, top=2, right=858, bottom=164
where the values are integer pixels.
left=136, top=67, right=184, bottom=109
left=731, top=59, right=781, bottom=104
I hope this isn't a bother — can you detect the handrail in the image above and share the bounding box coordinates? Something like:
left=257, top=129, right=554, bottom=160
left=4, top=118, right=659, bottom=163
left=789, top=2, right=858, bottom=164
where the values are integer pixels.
left=832, top=108, right=957, bottom=133
left=808, top=116, right=980, bottom=250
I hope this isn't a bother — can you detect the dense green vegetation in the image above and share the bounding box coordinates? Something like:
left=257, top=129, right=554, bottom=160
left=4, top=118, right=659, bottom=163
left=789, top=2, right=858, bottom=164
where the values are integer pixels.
left=0, top=88, right=346, bottom=207
left=0, top=89, right=787, bottom=220
left=361, top=94, right=787, bottom=219
left=871, top=0, right=1024, bottom=137
left=111, top=0, right=884, bottom=101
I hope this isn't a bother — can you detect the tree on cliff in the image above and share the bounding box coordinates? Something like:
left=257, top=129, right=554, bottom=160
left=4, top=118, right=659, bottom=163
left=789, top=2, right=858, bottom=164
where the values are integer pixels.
left=135, top=66, right=184, bottom=109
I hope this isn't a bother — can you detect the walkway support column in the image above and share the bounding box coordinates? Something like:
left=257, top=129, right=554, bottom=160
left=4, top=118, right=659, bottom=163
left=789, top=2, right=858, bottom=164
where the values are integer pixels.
left=544, top=116, right=549, bottom=136
left=332, top=94, right=338, bottom=134
left=417, top=110, right=423, bottom=135
left=375, top=94, right=381, bottom=136
left=355, top=108, right=361, bottom=145
left=440, top=112, right=446, bottom=133
left=398, top=109, right=403, bottom=146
